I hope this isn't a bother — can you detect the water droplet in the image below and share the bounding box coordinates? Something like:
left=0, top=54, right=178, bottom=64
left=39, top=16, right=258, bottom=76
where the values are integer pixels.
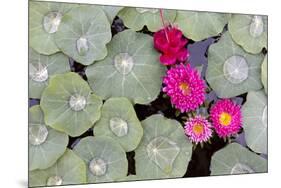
left=76, top=37, right=89, bottom=56
left=69, top=94, right=87, bottom=111
left=89, top=158, right=107, bottom=176
left=29, top=125, right=48, bottom=146
left=262, top=105, right=267, bottom=128
left=47, top=176, right=63, bottom=186
left=231, top=163, right=254, bottom=174
left=109, top=117, right=128, bottom=137
left=223, top=55, right=249, bottom=84
left=136, top=8, right=159, bottom=14
left=43, top=11, right=62, bottom=34
left=249, top=16, right=264, bottom=38
left=114, top=53, right=134, bottom=75
left=30, top=64, right=48, bottom=82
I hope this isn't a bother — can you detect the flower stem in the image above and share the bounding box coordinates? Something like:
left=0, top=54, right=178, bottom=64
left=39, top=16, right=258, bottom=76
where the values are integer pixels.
left=160, top=9, right=170, bottom=43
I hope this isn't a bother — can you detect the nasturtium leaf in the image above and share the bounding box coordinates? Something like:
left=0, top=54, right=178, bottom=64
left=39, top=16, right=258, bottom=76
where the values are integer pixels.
left=261, top=55, right=268, bottom=94
left=29, top=105, right=68, bottom=171
left=29, top=48, right=70, bottom=99
left=174, top=11, right=230, bottom=41
left=135, top=114, right=192, bottom=179
left=55, top=5, right=112, bottom=65
left=206, top=31, right=264, bottom=98
left=242, top=90, right=267, bottom=154
left=118, top=7, right=176, bottom=32
left=73, top=136, right=128, bottom=183
left=228, top=14, right=268, bottom=54
left=40, top=72, right=103, bottom=137
left=29, top=1, right=77, bottom=55
left=94, top=97, right=143, bottom=152
left=29, top=149, right=87, bottom=187
left=86, top=29, right=166, bottom=104
left=211, top=143, right=267, bottom=175
left=117, top=175, right=140, bottom=182
left=101, top=5, right=123, bottom=23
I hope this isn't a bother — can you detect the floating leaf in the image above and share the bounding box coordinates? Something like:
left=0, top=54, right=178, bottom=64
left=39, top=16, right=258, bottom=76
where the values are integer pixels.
left=55, top=5, right=112, bottom=65
left=29, top=105, right=68, bottom=171
left=40, top=72, right=103, bottom=137
left=211, top=143, right=267, bottom=175
left=73, top=136, right=128, bottom=183
left=29, top=1, right=77, bottom=55
left=135, top=114, right=192, bottom=179
left=174, top=11, right=230, bottom=41
left=228, top=15, right=268, bottom=54
left=118, top=7, right=176, bottom=32
left=29, top=149, right=87, bottom=187
left=94, top=97, right=143, bottom=152
left=101, top=5, right=123, bottom=23
left=261, top=55, right=268, bottom=94
left=117, top=175, right=140, bottom=182
left=242, top=90, right=267, bottom=154
left=29, top=48, right=70, bottom=99
left=86, top=29, right=166, bottom=104
left=206, top=31, right=264, bottom=98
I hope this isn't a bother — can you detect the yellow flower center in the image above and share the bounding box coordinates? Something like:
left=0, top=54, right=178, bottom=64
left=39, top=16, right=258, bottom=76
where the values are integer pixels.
left=219, top=112, right=232, bottom=126
left=179, top=82, right=190, bottom=96
left=192, top=123, right=204, bottom=135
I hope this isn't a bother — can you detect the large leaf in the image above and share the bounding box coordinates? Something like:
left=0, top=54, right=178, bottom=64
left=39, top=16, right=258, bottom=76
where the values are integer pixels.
left=40, top=72, right=103, bottom=137
left=29, top=105, right=68, bottom=171
left=29, top=149, right=87, bottom=187
left=174, top=10, right=230, bottom=41
left=101, top=5, right=123, bottom=23
left=135, top=114, right=193, bottom=179
left=228, top=14, right=268, bottom=54
left=86, top=29, right=166, bottom=104
left=29, top=48, right=70, bottom=99
left=261, top=55, right=268, bottom=94
left=211, top=143, right=267, bottom=175
left=206, top=31, right=264, bottom=98
left=55, top=5, right=112, bottom=65
left=242, top=90, right=267, bottom=154
left=73, top=136, right=128, bottom=183
left=29, top=1, right=77, bottom=55
left=94, top=97, right=143, bottom=152
left=118, top=7, right=176, bottom=32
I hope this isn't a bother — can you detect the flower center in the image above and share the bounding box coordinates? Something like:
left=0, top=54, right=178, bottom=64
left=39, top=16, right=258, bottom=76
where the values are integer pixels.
left=46, top=176, right=63, bottom=186
left=43, top=11, right=62, bottom=34
left=231, top=163, right=254, bottom=174
left=109, top=117, right=128, bottom=137
left=89, top=158, right=107, bottom=176
left=219, top=112, right=232, bottom=126
left=29, top=125, right=48, bottom=146
left=76, top=37, right=89, bottom=56
left=192, top=123, right=204, bottom=135
left=179, top=82, right=190, bottom=96
left=69, top=94, right=87, bottom=111
left=114, top=53, right=134, bottom=75
left=135, top=8, right=159, bottom=14
left=30, top=64, right=49, bottom=82
left=249, top=16, right=264, bottom=38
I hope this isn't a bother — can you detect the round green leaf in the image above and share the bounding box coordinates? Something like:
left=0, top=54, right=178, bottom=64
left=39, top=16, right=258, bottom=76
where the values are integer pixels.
left=55, top=5, right=112, bottom=65
left=228, top=15, right=268, bottom=54
left=242, top=90, right=267, bottom=154
left=206, top=31, right=264, bottom=98
left=135, top=114, right=193, bottom=179
left=29, top=1, right=78, bottom=55
left=117, top=175, right=140, bottom=182
left=40, top=72, right=103, bottom=137
left=211, top=143, right=267, bottom=175
left=29, top=48, right=70, bottom=99
left=118, top=7, right=176, bottom=32
left=261, top=55, right=268, bottom=94
left=101, top=5, right=123, bottom=23
left=94, top=97, right=143, bottom=152
left=174, top=10, right=230, bottom=41
left=29, top=105, right=68, bottom=171
left=86, top=29, right=166, bottom=104
left=73, top=136, right=128, bottom=183
left=29, top=149, right=87, bottom=187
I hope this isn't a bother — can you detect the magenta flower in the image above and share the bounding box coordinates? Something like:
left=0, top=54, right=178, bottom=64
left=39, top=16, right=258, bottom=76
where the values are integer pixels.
left=184, top=116, right=212, bottom=144
left=163, top=64, right=206, bottom=112
left=153, top=26, right=189, bottom=65
left=210, top=99, right=242, bottom=138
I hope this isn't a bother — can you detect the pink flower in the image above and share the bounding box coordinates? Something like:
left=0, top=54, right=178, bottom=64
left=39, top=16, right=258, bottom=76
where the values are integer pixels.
left=163, top=64, right=206, bottom=112
left=184, top=116, right=212, bottom=144
left=210, top=99, right=242, bottom=138
left=153, top=26, right=189, bottom=65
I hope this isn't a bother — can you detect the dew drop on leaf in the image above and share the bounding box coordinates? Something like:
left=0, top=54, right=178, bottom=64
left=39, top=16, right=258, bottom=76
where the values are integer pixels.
left=89, top=158, right=107, bottom=176
left=69, top=94, right=87, bottom=111
left=109, top=117, right=128, bottom=137
left=249, top=16, right=264, bottom=38
left=114, top=53, right=134, bottom=75
left=76, top=37, right=89, bottom=56
left=43, top=12, right=62, bottom=34
left=29, top=125, right=48, bottom=146
left=30, top=64, right=49, bottom=83
left=231, top=163, right=254, bottom=174
left=46, top=176, right=63, bottom=186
